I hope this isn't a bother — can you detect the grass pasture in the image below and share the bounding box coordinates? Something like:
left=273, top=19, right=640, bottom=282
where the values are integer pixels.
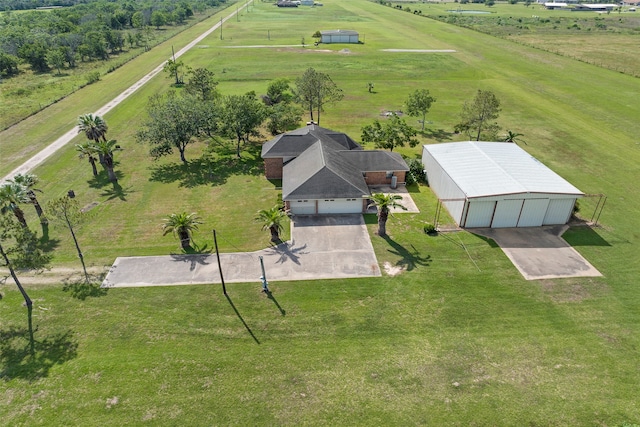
left=1, top=0, right=640, bottom=425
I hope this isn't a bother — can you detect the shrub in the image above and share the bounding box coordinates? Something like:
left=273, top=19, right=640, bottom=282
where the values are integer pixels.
left=423, top=223, right=437, bottom=235
left=86, top=71, right=101, bottom=85
left=404, top=158, right=426, bottom=185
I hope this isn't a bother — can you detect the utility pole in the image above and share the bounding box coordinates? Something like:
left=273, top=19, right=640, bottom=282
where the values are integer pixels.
left=220, top=18, right=223, bottom=40
left=213, top=230, right=227, bottom=295
left=259, top=256, right=269, bottom=293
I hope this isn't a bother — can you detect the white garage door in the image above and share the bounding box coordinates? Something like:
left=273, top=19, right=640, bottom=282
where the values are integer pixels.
left=517, top=198, right=550, bottom=227
left=464, top=200, right=496, bottom=228
left=289, top=200, right=316, bottom=215
left=492, top=199, right=524, bottom=228
left=317, top=199, right=362, bottom=214
left=543, top=198, right=575, bottom=225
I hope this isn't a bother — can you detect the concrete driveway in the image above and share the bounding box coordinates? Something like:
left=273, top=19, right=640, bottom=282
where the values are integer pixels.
left=102, top=215, right=380, bottom=288
left=471, top=225, right=602, bottom=280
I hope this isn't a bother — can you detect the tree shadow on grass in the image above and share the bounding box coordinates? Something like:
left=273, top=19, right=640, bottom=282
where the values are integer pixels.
left=149, top=145, right=264, bottom=188
left=382, top=235, right=432, bottom=271
left=87, top=169, right=125, bottom=190
left=39, top=223, right=61, bottom=253
left=62, top=274, right=108, bottom=300
left=100, top=181, right=132, bottom=202
left=422, top=128, right=455, bottom=141
left=0, top=324, right=78, bottom=381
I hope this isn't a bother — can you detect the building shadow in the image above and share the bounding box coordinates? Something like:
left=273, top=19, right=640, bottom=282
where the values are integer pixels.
left=225, top=294, right=260, bottom=344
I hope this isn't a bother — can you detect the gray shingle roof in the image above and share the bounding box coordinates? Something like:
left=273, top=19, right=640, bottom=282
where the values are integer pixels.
left=282, top=141, right=370, bottom=200
left=341, top=150, right=409, bottom=172
left=261, top=124, right=361, bottom=158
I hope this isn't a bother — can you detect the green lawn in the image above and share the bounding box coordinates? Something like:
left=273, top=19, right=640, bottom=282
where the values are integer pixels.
left=1, top=0, right=639, bottom=425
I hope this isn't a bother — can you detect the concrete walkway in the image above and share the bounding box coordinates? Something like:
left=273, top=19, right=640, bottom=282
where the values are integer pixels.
left=471, top=225, right=602, bottom=280
left=102, top=215, right=380, bottom=288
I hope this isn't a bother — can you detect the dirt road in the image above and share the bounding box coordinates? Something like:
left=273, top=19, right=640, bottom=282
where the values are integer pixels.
left=1, top=4, right=244, bottom=184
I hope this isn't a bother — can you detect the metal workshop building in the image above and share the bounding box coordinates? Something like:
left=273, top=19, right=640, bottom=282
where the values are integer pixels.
left=422, top=142, right=584, bottom=228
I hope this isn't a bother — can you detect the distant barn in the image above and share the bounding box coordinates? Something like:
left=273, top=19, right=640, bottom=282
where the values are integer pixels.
left=320, top=30, right=359, bottom=44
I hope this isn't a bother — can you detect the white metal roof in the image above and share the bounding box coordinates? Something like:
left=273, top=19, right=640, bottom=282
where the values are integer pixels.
left=423, top=142, right=583, bottom=198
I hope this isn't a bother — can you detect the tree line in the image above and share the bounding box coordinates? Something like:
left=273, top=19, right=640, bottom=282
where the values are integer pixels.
left=0, top=0, right=225, bottom=76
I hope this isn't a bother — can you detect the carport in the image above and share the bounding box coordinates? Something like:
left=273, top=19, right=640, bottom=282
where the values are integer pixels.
left=422, top=142, right=584, bottom=228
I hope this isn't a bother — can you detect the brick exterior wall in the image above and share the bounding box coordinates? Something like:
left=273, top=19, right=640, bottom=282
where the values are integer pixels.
left=364, top=171, right=406, bottom=186
left=264, top=158, right=283, bottom=179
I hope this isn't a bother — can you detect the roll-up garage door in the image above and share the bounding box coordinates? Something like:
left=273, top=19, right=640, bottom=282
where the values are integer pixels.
left=289, top=200, right=316, bottom=215
left=317, top=199, right=362, bottom=214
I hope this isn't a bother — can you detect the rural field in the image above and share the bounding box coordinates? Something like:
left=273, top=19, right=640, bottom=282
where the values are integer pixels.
left=1, top=0, right=639, bottom=425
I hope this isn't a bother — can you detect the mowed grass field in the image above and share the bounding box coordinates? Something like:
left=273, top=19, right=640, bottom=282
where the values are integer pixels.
left=1, top=0, right=640, bottom=425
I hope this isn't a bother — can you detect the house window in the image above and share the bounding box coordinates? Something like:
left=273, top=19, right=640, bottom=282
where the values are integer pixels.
left=386, top=171, right=394, bottom=178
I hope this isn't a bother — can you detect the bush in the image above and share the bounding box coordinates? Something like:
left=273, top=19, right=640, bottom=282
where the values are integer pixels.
left=423, top=223, right=437, bottom=235
left=404, top=158, right=426, bottom=185
left=86, top=71, right=101, bottom=85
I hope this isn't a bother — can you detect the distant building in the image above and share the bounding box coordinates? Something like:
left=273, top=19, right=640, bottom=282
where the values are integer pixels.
left=573, top=3, right=617, bottom=11
left=320, top=30, right=359, bottom=44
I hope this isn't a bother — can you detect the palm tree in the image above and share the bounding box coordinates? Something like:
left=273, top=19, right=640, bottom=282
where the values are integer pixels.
left=503, top=130, right=524, bottom=144
left=92, top=139, right=119, bottom=182
left=10, top=173, right=44, bottom=221
left=76, top=141, right=99, bottom=177
left=78, top=113, right=108, bottom=165
left=162, top=212, right=203, bottom=250
left=255, top=205, right=288, bottom=243
left=0, top=182, right=30, bottom=228
left=77, top=113, right=108, bottom=143
left=368, top=193, right=407, bottom=237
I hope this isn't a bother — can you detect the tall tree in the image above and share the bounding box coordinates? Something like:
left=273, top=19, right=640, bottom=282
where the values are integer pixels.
left=405, top=89, right=436, bottom=131
left=76, top=141, right=99, bottom=177
left=162, top=212, right=202, bottom=250
left=458, top=89, right=501, bottom=141
left=294, top=68, right=343, bottom=125
left=261, top=78, right=293, bottom=106
left=92, top=139, right=119, bottom=182
left=360, top=113, right=418, bottom=152
left=185, top=67, right=218, bottom=100
left=46, top=196, right=90, bottom=283
left=0, top=182, right=30, bottom=228
left=163, top=58, right=185, bottom=85
left=136, top=91, right=203, bottom=163
left=10, top=173, right=44, bottom=222
left=368, top=193, right=407, bottom=237
left=0, top=215, right=50, bottom=355
left=220, top=93, right=266, bottom=158
left=255, top=205, right=288, bottom=243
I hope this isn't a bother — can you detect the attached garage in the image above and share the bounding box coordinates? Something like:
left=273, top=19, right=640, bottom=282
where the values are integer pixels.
left=318, top=198, right=363, bottom=214
left=422, top=142, right=584, bottom=228
left=289, top=200, right=316, bottom=215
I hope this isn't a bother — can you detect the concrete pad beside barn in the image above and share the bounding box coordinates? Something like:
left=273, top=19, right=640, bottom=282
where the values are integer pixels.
left=471, top=225, right=602, bottom=280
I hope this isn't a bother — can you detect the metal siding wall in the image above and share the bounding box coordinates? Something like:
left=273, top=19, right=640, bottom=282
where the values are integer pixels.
left=517, top=198, right=550, bottom=227
left=491, top=199, right=524, bottom=228
left=465, top=200, right=496, bottom=228
left=543, top=198, right=575, bottom=225
left=422, top=147, right=466, bottom=224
